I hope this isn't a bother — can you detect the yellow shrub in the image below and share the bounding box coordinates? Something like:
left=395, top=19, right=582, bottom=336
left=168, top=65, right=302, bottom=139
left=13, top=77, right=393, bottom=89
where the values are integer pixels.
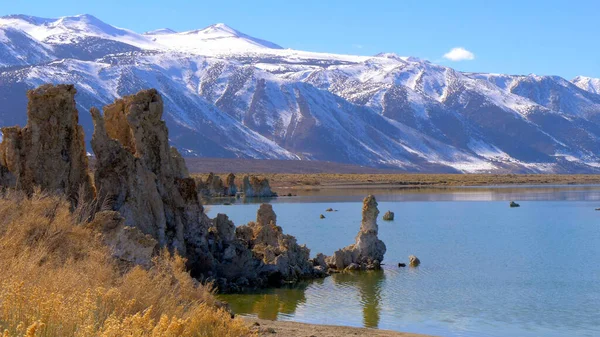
left=0, top=190, right=251, bottom=337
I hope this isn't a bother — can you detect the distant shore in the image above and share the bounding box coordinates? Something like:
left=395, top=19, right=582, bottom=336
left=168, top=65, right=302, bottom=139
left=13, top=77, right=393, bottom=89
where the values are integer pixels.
left=244, top=317, right=436, bottom=337
left=192, top=171, right=600, bottom=191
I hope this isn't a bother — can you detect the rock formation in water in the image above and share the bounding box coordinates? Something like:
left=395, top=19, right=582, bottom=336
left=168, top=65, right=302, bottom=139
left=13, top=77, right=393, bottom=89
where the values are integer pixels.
left=224, top=173, right=237, bottom=196
left=90, top=89, right=205, bottom=255
left=196, top=172, right=239, bottom=197
left=0, top=84, right=93, bottom=202
left=241, top=175, right=277, bottom=197
left=197, top=173, right=225, bottom=197
left=409, top=255, right=420, bottom=267
left=382, top=211, right=394, bottom=221
left=87, top=211, right=158, bottom=268
left=199, top=204, right=326, bottom=292
left=326, top=195, right=386, bottom=270
left=237, top=204, right=326, bottom=282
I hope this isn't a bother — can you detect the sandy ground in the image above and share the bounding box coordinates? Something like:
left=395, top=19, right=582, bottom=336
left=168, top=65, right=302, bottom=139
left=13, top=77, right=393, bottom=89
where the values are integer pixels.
left=244, top=318, right=436, bottom=337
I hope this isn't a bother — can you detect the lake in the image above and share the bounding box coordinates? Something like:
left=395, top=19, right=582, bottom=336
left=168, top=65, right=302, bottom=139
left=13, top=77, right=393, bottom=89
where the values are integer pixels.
left=208, top=186, right=600, bottom=337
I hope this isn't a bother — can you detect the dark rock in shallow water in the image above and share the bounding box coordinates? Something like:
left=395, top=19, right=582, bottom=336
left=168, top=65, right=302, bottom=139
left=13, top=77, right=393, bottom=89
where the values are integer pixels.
left=510, top=201, right=521, bottom=208
left=325, top=208, right=334, bottom=212
left=398, top=263, right=406, bottom=267
left=383, top=211, right=394, bottom=221
left=320, top=214, right=325, bottom=219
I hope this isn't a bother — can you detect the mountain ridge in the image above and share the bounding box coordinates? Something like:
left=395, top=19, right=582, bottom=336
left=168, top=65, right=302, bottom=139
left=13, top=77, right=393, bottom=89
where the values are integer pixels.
left=1, top=14, right=600, bottom=173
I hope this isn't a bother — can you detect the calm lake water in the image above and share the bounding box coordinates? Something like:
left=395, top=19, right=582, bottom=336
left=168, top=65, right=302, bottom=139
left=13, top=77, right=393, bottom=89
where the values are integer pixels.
left=209, top=186, right=600, bottom=337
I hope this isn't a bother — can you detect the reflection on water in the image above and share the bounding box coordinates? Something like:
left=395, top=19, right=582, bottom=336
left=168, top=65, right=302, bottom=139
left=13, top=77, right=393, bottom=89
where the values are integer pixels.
left=331, top=271, right=385, bottom=328
left=220, top=282, right=313, bottom=320
left=220, top=271, right=385, bottom=328
left=205, top=185, right=600, bottom=204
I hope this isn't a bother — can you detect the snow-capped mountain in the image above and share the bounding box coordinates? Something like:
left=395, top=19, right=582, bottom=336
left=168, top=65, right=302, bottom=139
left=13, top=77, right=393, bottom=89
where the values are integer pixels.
left=1, top=14, right=600, bottom=172
left=573, top=76, right=600, bottom=95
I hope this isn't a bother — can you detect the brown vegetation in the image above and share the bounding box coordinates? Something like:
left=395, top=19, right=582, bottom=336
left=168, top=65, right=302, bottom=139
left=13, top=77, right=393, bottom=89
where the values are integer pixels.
left=215, top=173, right=600, bottom=189
left=0, top=190, right=250, bottom=336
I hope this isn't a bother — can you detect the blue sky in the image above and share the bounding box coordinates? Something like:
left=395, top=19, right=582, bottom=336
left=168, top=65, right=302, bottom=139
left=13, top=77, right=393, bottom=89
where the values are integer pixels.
left=1, top=0, right=598, bottom=79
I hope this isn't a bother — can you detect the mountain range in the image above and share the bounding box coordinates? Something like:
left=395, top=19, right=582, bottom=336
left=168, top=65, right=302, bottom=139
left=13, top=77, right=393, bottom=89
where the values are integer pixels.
left=1, top=14, right=600, bottom=173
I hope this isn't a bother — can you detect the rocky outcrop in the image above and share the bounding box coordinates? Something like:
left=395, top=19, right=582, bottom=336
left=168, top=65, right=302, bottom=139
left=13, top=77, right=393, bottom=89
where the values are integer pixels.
left=198, top=204, right=326, bottom=292
left=196, top=172, right=238, bottom=197
left=326, top=195, right=386, bottom=270
left=224, top=173, right=237, bottom=196
left=87, top=211, right=158, bottom=268
left=90, top=89, right=205, bottom=256
left=382, top=211, right=394, bottom=221
left=241, top=175, right=277, bottom=197
left=237, top=204, right=325, bottom=282
left=197, top=173, right=225, bottom=197
left=0, top=84, right=93, bottom=202
left=1, top=85, right=394, bottom=293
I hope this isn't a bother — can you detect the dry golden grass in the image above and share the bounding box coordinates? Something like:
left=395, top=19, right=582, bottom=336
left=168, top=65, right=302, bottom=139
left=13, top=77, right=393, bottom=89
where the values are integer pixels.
left=0, top=190, right=251, bottom=337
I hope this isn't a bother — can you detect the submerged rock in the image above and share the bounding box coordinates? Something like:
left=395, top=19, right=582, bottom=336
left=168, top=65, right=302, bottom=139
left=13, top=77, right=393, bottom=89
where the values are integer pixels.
left=382, top=211, right=394, bottom=221
left=409, top=255, right=420, bottom=267
left=325, top=195, right=386, bottom=271
left=0, top=84, right=93, bottom=202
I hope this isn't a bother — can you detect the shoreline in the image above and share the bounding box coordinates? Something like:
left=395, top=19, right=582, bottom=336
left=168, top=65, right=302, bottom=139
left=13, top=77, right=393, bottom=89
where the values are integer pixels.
left=244, top=317, right=436, bottom=337
left=191, top=172, right=600, bottom=192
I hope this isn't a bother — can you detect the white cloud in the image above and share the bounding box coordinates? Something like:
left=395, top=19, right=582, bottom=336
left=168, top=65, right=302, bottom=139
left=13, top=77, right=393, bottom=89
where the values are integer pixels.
left=352, top=44, right=364, bottom=49
left=443, top=47, right=475, bottom=61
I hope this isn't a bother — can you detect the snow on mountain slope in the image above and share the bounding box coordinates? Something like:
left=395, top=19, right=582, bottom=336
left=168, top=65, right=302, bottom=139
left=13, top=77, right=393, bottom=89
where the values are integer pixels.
left=1, top=14, right=600, bottom=172
left=147, top=23, right=283, bottom=54
left=0, top=26, right=54, bottom=67
left=472, top=73, right=600, bottom=118
left=572, top=76, right=600, bottom=95
left=0, top=14, right=157, bottom=48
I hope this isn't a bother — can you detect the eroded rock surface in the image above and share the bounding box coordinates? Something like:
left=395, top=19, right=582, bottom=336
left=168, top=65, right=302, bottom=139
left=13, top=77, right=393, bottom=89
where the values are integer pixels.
left=409, top=255, right=420, bottom=267
left=195, top=173, right=240, bottom=198
left=87, top=211, right=158, bottom=268
left=239, top=205, right=325, bottom=282
left=197, top=172, right=226, bottom=197
left=242, top=175, right=277, bottom=197
left=0, top=84, right=376, bottom=293
left=0, top=84, right=93, bottom=201
left=198, top=204, right=326, bottom=292
left=90, top=89, right=205, bottom=255
left=326, top=195, right=386, bottom=270
left=225, top=173, right=237, bottom=196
